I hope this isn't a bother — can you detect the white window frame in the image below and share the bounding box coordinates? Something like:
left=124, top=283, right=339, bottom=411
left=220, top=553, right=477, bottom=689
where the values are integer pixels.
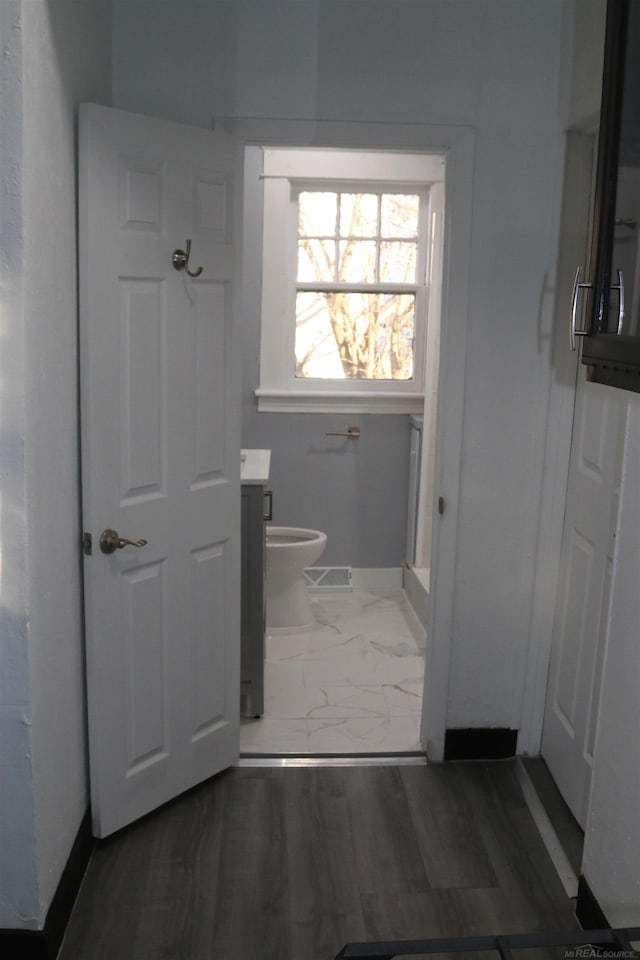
left=256, top=148, right=445, bottom=414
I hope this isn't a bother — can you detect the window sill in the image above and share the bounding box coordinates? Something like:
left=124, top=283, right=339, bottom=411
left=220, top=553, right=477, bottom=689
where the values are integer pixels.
left=255, top=389, right=424, bottom=414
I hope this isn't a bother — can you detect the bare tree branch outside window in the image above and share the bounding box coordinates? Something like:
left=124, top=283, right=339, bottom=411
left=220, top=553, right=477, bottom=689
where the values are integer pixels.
left=295, top=191, right=421, bottom=381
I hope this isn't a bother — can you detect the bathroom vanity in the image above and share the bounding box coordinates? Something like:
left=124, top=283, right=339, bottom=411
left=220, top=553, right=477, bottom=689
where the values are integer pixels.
left=240, top=449, right=271, bottom=717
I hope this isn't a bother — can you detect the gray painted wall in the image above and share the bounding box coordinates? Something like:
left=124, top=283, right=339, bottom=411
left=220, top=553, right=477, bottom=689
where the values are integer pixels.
left=243, top=414, right=410, bottom=568
left=0, top=0, right=112, bottom=929
left=241, top=148, right=410, bottom=567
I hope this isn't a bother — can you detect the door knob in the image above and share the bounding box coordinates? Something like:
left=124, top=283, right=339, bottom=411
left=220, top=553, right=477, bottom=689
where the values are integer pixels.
left=100, top=529, right=148, bottom=555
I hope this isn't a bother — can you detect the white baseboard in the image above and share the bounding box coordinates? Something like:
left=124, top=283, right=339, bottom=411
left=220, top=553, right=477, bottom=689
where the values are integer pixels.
left=402, top=562, right=429, bottom=630
left=351, top=567, right=403, bottom=590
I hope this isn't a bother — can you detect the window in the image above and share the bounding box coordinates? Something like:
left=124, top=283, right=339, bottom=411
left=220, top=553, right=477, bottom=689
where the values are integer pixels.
left=257, top=149, right=445, bottom=413
left=296, top=189, right=422, bottom=382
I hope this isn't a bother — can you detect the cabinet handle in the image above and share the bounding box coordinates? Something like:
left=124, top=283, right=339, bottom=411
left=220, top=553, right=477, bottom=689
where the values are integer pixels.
left=570, top=265, right=592, bottom=351
left=264, top=489, right=273, bottom=522
left=611, top=268, right=625, bottom=335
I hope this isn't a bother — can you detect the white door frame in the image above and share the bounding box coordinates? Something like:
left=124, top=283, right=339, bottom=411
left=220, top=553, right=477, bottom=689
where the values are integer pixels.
left=517, top=125, right=599, bottom=755
left=232, top=117, right=475, bottom=761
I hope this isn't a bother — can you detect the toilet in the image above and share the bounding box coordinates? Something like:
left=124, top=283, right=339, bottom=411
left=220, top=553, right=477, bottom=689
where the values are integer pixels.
left=265, top=526, right=327, bottom=630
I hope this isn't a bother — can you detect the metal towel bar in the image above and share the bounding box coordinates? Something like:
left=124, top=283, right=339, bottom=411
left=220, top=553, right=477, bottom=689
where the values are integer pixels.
left=325, top=426, right=361, bottom=439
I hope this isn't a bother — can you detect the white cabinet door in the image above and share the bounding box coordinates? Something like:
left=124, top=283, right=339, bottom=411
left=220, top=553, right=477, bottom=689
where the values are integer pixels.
left=542, top=377, right=625, bottom=827
left=79, top=104, right=242, bottom=838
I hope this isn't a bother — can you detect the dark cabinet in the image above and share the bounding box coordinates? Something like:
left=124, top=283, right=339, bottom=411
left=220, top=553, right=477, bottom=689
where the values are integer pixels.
left=578, top=0, right=640, bottom=390
left=240, top=484, right=267, bottom=718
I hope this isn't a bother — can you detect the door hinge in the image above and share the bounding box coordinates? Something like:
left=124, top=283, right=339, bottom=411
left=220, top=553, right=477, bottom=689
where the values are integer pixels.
left=83, top=532, right=92, bottom=555
left=438, top=496, right=445, bottom=515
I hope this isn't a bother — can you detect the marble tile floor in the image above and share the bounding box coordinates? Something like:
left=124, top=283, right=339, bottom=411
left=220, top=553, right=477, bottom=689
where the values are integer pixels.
left=240, top=587, right=427, bottom=755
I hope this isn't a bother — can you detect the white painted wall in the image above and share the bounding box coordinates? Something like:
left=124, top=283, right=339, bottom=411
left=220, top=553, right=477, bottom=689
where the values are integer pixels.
left=0, top=0, right=112, bottom=929
left=516, top=0, right=603, bottom=755
left=113, top=0, right=568, bottom=731
left=0, top=0, right=40, bottom=928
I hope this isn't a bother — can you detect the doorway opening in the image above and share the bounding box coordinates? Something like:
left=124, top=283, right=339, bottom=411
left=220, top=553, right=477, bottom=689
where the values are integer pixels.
left=240, top=145, right=445, bottom=756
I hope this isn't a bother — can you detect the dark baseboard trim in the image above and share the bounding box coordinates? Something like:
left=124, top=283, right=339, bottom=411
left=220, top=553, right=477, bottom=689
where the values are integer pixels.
left=444, top=727, right=518, bottom=761
left=576, top=875, right=611, bottom=930
left=0, top=808, right=93, bottom=959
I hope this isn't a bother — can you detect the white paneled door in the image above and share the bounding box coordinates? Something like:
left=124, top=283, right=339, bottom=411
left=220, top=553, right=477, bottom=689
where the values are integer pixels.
left=541, top=376, right=626, bottom=828
left=79, top=105, right=242, bottom=838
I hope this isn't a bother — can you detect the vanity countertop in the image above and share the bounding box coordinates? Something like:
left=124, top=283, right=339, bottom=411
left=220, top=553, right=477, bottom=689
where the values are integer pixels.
left=240, top=448, right=271, bottom=485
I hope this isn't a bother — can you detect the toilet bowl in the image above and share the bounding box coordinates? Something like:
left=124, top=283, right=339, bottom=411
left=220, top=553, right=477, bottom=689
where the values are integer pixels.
left=265, top=525, right=327, bottom=630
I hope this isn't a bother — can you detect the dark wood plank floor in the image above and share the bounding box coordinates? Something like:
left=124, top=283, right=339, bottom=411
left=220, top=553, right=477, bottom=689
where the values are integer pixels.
left=59, top=762, right=578, bottom=960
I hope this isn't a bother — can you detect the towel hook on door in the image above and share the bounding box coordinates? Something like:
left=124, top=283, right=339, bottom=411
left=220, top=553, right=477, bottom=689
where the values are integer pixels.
left=172, top=239, right=203, bottom=278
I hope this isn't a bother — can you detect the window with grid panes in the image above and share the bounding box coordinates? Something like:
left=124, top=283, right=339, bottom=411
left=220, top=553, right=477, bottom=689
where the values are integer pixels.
left=295, top=190, right=425, bottom=382
left=257, top=149, right=444, bottom=413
